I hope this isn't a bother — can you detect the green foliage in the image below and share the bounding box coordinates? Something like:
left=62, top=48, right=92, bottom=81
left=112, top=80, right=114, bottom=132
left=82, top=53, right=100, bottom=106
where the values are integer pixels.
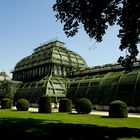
left=59, top=98, right=72, bottom=113
left=38, top=95, right=52, bottom=113
left=53, top=0, right=140, bottom=69
left=75, top=98, right=92, bottom=114
left=16, top=98, right=29, bottom=111
left=1, top=98, right=13, bottom=109
left=5, top=92, right=14, bottom=100
left=109, top=100, right=128, bottom=118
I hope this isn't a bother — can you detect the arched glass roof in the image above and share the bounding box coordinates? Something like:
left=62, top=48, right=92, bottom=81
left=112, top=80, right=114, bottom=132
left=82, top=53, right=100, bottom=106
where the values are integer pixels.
left=13, top=40, right=87, bottom=71
left=67, top=69, right=140, bottom=107
left=14, top=75, right=67, bottom=103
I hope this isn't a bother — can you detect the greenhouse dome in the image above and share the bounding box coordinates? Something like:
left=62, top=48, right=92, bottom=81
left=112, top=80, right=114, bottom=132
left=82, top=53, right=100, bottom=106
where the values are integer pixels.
left=11, top=40, right=87, bottom=103
left=12, top=40, right=87, bottom=81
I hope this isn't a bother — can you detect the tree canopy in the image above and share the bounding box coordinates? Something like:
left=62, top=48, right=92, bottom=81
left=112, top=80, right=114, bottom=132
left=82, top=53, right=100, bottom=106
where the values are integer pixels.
left=53, top=0, right=140, bottom=69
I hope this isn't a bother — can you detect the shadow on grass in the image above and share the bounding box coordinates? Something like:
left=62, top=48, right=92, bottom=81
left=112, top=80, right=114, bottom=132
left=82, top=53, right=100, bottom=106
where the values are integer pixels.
left=0, top=117, right=139, bottom=140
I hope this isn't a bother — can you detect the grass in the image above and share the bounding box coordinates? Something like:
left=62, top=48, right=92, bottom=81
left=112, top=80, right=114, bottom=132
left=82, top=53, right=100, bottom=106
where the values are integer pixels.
left=0, top=109, right=140, bottom=140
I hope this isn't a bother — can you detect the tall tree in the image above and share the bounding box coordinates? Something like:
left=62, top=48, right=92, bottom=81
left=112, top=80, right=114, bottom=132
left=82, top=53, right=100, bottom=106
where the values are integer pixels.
left=53, top=0, right=140, bottom=69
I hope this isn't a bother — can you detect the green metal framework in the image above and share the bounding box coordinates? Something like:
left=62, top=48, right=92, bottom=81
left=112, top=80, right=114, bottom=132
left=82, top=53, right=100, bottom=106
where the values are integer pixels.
left=12, top=40, right=87, bottom=76
left=67, top=67, right=140, bottom=107
left=14, top=75, right=67, bottom=103
left=11, top=40, right=87, bottom=103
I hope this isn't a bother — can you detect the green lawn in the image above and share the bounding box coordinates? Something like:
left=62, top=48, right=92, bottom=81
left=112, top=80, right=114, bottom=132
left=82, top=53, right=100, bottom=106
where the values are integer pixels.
left=0, top=109, right=140, bottom=140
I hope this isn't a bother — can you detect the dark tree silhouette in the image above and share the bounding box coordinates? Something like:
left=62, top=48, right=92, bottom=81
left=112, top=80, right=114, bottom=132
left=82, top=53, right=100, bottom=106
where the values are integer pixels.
left=53, top=0, right=140, bottom=69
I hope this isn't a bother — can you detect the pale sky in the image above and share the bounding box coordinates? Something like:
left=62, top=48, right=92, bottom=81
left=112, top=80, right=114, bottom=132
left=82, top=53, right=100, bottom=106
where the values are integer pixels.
left=0, top=0, right=140, bottom=77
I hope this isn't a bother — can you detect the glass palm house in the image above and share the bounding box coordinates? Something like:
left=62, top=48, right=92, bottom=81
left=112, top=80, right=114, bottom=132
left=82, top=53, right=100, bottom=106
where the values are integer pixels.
left=0, top=40, right=140, bottom=112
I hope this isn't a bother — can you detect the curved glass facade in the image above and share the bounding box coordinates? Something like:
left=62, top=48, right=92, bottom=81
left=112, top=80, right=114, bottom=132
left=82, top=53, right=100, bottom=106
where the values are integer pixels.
left=13, top=41, right=87, bottom=72
left=67, top=67, right=140, bottom=107
left=15, top=75, right=67, bottom=103
left=12, top=40, right=87, bottom=81
left=11, top=40, right=86, bottom=103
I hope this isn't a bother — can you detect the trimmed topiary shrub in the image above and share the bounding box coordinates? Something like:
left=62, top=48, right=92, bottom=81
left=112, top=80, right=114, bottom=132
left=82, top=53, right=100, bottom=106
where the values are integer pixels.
left=109, top=100, right=128, bottom=118
left=59, top=98, right=72, bottom=113
left=75, top=98, right=92, bottom=114
left=38, top=95, right=52, bottom=113
left=1, top=98, right=13, bottom=109
left=16, top=98, right=29, bottom=111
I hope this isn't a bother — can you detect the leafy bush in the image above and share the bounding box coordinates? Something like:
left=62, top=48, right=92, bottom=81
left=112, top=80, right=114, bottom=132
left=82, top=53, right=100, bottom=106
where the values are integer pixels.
left=75, top=98, right=92, bottom=114
left=38, top=95, right=52, bottom=113
left=109, top=100, right=128, bottom=118
left=1, top=98, right=13, bottom=109
left=59, top=98, right=72, bottom=113
left=16, top=98, right=29, bottom=111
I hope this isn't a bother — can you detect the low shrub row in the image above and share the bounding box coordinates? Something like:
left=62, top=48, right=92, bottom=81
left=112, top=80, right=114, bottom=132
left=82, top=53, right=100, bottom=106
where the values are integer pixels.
left=37, top=96, right=128, bottom=118
left=38, top=96, right=93, bottom=114
left=0, top=98, right=29, bottom=111
left=0, top=95, right=128, bottom=118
